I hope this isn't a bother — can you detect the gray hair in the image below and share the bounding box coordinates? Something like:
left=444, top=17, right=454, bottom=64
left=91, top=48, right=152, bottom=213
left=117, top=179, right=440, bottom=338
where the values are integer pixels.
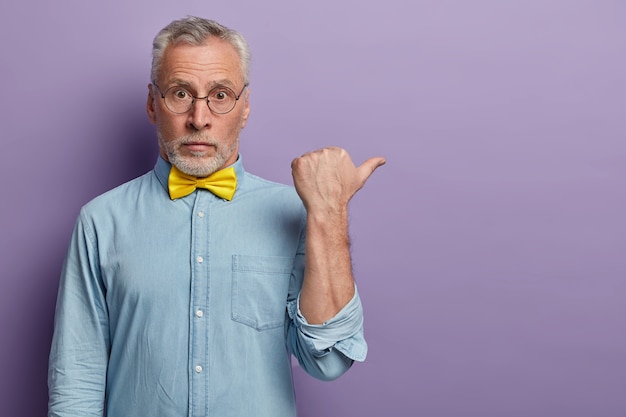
left=151, top=16, right=250, bottom=85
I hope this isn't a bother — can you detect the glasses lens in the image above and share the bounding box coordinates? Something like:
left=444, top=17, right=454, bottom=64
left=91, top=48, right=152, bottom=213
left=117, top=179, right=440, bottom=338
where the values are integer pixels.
left=208, top=87, right=238, bottom=114
left=164, top=88, right=193, bottom=113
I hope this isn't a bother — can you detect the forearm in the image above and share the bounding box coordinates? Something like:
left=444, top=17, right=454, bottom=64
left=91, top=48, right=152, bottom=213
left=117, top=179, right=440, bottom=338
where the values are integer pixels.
left=291, top=146, right=384, bottom=324
left=299, top=207, right=355, bottom=324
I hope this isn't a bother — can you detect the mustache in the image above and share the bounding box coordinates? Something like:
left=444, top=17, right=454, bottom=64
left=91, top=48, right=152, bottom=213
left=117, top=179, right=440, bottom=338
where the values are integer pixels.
left=176, top=133, right=217, bottom=145
left=177, top=133, right=217, bottom=145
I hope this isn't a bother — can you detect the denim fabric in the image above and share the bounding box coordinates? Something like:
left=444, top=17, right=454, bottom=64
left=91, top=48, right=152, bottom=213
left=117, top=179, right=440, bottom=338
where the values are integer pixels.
left=48, top=156, right=366, bottom=417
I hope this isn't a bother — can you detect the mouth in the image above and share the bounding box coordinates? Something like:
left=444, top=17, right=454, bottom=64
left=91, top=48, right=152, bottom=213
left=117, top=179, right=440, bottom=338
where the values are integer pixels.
left=183, top=142, right=215, bottom=153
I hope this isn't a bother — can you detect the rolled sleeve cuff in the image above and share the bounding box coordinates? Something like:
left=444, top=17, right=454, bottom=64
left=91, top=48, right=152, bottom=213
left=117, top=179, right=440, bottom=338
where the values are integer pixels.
left=287, top=286, right=368, bottom=362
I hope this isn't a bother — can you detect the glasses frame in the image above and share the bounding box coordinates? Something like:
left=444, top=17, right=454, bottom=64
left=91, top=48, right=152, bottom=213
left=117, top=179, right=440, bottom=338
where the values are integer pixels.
left=152, top=82, right=248, bottom=115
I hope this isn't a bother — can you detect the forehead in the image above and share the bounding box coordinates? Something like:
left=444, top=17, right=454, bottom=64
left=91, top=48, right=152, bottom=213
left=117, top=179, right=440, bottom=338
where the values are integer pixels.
left=159, top=37, right=243, bottom=87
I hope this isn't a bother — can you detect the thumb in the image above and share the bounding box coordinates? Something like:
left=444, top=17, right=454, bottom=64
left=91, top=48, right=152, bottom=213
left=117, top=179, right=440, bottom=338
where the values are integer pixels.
left=356, top=156, right=386, bottom=184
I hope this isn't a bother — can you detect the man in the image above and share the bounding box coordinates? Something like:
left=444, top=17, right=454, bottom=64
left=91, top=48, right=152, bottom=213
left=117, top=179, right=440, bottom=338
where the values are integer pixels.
left=48, top=16, right=385, bottom=417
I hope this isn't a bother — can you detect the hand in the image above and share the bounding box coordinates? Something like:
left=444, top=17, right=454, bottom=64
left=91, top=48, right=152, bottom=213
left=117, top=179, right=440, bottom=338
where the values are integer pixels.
left=291, top=147, right=386, bottom=214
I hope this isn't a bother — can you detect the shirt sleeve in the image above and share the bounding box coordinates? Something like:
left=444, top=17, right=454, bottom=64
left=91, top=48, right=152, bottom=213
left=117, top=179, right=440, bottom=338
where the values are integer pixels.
left=285, top=287, right=367, bottom=381
left=290, top=287, right=367, bottom=358
left=48, top=210, right=109, bottom=417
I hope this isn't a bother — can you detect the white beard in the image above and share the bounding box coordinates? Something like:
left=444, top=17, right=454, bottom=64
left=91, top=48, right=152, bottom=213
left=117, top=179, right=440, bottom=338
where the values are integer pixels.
left=158, top=131, right=238, bottom=177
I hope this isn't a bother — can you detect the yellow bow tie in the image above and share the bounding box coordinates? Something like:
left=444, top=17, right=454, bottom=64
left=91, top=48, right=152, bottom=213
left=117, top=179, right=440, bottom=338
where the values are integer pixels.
left=168, top=165, right=237, bottom=200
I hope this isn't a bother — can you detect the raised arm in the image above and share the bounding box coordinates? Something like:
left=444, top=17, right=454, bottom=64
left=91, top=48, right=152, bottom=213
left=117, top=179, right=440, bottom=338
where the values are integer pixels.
left=291, top=146, right=385, bottom=324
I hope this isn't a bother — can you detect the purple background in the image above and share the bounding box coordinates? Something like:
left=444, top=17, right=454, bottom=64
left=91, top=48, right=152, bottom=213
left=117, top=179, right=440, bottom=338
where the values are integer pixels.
left=1, top=1, right=625, bottom=416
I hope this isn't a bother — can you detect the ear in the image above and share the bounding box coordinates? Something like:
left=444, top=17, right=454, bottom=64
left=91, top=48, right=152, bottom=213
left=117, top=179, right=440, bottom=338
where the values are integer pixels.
left=240, top=88, right=251, bottom=129
left=146, top=84, right=157, bottom=125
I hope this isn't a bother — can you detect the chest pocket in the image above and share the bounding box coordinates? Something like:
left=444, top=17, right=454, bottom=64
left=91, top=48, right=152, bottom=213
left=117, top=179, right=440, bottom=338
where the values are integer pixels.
left=231, top=255, right=294, bottom=331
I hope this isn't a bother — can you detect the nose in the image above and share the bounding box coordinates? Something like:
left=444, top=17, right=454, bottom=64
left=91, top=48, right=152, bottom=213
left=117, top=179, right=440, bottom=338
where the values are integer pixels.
left=186, top=98, right=213, bottom=130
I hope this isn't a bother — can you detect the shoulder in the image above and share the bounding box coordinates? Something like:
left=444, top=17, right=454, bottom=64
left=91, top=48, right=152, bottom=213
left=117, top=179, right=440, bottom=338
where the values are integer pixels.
left=241, top=172, right=299, bottom=198
left=237, top=171, right=304, bottom=213
left=80, top=170, right=160, bottom=217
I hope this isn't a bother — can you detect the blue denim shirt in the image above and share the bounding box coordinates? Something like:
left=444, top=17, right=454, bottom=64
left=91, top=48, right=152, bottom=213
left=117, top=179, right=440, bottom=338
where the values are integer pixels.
left=48, top=156, right=367, bottom=417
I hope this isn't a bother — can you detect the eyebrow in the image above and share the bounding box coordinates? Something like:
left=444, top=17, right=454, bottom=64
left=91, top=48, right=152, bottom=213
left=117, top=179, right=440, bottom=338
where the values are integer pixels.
left=168, top=79, right=192, bottom=88
left=167, top=78, right=237, bottom=91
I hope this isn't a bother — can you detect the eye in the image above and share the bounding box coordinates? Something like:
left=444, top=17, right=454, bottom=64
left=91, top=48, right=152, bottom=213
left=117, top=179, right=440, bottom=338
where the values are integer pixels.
left=172, top=89, right=190, bottom=100
left=211, top=89, right=232, bottom=101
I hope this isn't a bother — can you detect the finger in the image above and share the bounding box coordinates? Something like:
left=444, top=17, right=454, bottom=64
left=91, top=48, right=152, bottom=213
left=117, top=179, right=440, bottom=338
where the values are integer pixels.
left=356, top=156, right=386, bottom=183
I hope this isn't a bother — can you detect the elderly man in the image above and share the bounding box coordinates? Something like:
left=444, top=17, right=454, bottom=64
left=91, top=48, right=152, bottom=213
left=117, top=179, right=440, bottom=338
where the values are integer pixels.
left=48, top=16, right=384, bottom=417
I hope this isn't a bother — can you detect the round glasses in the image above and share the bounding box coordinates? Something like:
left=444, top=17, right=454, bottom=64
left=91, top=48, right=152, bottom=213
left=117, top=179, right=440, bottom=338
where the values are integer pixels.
left=153, top=83, right=248, bottom=115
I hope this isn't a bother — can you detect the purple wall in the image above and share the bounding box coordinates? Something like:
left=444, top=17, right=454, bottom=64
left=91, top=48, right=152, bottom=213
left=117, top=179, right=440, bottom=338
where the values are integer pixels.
left=1, top=1, right=625, bottom=416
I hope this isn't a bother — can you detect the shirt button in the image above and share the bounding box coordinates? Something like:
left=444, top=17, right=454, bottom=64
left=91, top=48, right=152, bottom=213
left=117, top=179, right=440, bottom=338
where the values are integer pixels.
left=195, top=365, right=203, bottom=373
left=195, top=310, right=203, bottom=318
left=196, top=256, right=203, bottom=263
left=198, top=211, right=204, bottom=218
